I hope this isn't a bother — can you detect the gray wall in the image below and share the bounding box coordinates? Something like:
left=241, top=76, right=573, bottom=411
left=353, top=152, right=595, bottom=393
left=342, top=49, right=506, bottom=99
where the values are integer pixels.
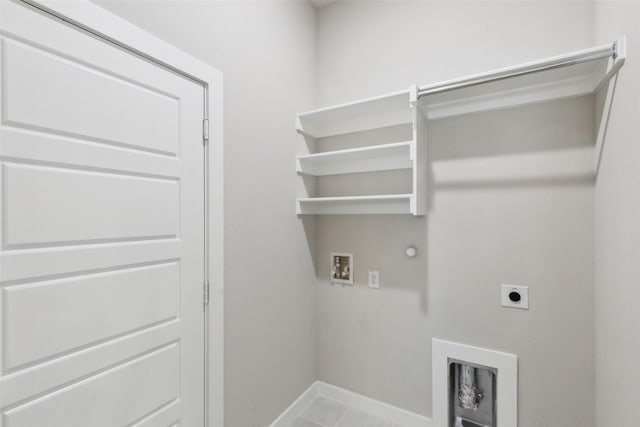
left=92, top=2, right=318, bottom=426
left=594, top=2, right=640, bottom=427
left=88, top=2, right=633, bottom=427
left=314, top=2, right=597, bottom=426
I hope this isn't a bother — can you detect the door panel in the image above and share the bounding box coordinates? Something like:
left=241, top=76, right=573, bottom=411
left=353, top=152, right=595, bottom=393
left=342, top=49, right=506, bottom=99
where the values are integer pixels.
left=1, top=320, right=181, bottom=410
left=3, top=37, right=180, bottom=155
left=0, top=127, right=182, bottom=180
left=4, top=262, right=178, bottom=370
left=4, top=163, right=179, bottom=247
left=4, top=345, right=179, bottom=427
left=0, top=2, right=205, bottom=426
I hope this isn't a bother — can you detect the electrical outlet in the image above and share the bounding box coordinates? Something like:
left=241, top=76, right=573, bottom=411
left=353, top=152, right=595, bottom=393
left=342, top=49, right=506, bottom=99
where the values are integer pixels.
left=501, top=284, right=529, bottom=309
left=368, top=271, right=380, bottom=289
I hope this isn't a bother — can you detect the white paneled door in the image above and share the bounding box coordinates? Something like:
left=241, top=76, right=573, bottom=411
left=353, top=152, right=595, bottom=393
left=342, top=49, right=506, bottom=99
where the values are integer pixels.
left=0, top=2, right=206, bottom=426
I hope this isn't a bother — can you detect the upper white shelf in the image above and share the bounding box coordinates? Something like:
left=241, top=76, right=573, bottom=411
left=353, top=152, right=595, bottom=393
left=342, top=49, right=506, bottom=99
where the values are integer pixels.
left=296, top=141, right=412, bottom=176
left=296, top=37, right=625, bottom=139
left=296, top=90, right=412, bottom=138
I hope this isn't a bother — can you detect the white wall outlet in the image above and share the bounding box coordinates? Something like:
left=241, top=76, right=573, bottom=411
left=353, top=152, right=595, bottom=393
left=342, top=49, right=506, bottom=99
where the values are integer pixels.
left=501, top=284, right=529, bottom=309
left=368, top=270, right=380, bottom=289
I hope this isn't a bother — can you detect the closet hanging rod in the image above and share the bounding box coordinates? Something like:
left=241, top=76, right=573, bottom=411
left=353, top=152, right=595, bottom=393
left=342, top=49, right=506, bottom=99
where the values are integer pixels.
left=417, top=40, right=617, bottom=98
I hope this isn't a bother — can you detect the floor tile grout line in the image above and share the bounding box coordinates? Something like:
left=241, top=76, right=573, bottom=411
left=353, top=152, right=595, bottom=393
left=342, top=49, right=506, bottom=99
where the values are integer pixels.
left=296, top=415, right=324, bottom=427
left=332, top=406, right=350, bottom=427
left=296, top=396, right=344, bottom=427
left=294, top=395, right=403, bottom=427
left=298, top=397, right=316, bottom=417
left=294, top=396, right=323, bottom=427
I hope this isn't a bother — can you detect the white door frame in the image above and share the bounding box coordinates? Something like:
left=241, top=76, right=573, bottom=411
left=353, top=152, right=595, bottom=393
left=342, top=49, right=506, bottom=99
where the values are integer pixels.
left=15, top=1, right=225, bottom=425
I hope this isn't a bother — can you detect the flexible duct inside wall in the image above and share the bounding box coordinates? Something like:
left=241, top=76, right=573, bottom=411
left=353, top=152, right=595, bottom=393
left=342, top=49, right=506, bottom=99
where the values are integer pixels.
left=458, top=364, right=484, bottom=410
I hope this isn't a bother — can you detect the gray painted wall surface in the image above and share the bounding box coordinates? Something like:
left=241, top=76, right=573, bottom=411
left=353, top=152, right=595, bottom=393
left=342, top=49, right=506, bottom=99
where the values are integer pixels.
left=594, top=3, right=640, bottom=427
left=315, top=2, right=596, bottom=426
left=89, top=2, right=638, bottom=426
left=93, top=2, right=318, bottom=426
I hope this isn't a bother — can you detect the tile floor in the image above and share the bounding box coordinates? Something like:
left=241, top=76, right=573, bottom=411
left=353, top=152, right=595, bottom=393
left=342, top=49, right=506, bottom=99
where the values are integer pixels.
left=290, top=396, right=403, bottom=427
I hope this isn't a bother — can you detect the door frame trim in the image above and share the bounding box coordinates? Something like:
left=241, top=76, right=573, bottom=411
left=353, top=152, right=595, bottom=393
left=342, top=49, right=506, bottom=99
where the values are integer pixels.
left=14, top=1, right=225, bottom=425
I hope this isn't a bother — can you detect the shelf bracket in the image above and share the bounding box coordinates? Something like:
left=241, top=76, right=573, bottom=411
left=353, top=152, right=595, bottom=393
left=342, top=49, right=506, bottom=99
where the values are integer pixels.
left=410, top=85, right=428, bottom=216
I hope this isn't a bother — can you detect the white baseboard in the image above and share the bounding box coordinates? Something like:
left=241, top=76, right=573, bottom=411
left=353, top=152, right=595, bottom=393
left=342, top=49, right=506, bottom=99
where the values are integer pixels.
left=269, top=381, right=432, bottom=427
